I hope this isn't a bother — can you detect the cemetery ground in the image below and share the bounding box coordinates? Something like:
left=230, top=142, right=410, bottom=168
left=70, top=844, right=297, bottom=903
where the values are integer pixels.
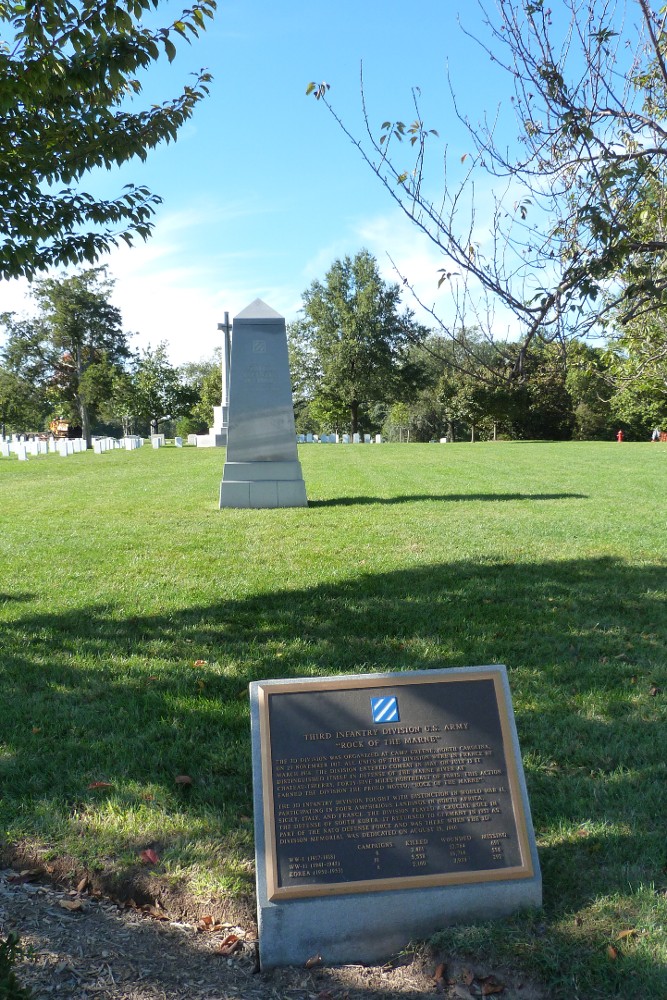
left=0, top=441, right=665, bottom=999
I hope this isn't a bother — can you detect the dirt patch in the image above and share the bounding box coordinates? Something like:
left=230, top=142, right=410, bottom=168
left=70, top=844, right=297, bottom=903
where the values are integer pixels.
left=1, top=868, right=546, bottom=999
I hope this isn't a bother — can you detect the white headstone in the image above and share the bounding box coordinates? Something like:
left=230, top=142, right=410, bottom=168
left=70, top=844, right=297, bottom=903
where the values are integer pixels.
left=0, top=442, right=10, bottom=458
left=174, top=436, right=183, bottom=447
left=306, top=433, right=314, bottom=444
left=342, top=434, right=350, bottom=444
left=375, top=434, right=382, bottom=444
left=187, top=434, right=197, bottom=446
left=152, top=437, right=161, bottom=449
left=353, top=433, right=361, bottom=444
left=17, top=445, right=28, bottom=461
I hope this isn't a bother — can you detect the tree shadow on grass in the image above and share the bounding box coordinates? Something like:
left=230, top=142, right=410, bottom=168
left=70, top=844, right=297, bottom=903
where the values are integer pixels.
left=0, top=555, right=665, bottom=994
left=308, top=492, right=589, bottom=507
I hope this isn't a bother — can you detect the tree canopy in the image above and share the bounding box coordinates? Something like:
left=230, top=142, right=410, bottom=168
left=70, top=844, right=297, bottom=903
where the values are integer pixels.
left=132, top=342, right=198, bottom=434
left=308, top=1, right=667, bottom=382
left=0, top=0, right=215, bottom=279
left=296, top=249, right=426, bottom=434
left=2, top=268, right=131, bottom=443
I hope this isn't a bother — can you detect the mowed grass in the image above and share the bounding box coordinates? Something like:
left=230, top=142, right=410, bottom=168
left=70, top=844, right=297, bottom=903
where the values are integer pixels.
left=1, top=440, right=666, bottom=996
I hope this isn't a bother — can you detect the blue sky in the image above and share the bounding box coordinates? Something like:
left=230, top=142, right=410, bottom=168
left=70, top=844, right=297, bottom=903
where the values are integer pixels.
left=2, top=1, right=521, bottom=364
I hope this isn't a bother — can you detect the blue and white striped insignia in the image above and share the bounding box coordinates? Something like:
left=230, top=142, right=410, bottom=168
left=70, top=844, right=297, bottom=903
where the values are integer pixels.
left=371, top=695, right=399, bottom=724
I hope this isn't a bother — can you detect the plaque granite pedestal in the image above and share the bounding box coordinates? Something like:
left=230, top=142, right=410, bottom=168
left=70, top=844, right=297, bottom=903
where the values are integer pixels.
left=250, top=666, right=541, bottom=968
left=220, top=299, right=307, bottom=509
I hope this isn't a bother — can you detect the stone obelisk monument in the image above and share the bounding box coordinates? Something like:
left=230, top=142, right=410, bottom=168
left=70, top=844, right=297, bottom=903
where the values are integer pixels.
left=219, top=299, right=307, bottom=508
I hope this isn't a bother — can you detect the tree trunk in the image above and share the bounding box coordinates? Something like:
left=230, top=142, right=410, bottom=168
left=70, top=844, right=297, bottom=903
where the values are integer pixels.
left=75, top=344, right=92, bottom=447
left=350, top=402, right=359, bottom=436
left=77, top=395, right=91, bottom=447
left=448, top=421, right=455, bottom=442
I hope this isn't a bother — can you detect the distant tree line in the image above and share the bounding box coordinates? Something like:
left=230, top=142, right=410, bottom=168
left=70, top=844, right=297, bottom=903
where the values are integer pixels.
left=0, top=270, right=221, bottom=442
left=1, top=253, right=665, bottom=443
left=289, top=251, right=667, bottom=443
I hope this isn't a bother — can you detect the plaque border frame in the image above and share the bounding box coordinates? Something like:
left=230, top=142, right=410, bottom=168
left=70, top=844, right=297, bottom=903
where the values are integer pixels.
left=256, top=668, right=535, bottom=901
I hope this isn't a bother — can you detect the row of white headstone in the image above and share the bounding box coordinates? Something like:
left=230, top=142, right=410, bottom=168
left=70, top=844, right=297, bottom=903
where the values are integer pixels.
left=0, top=434, right=187, bottom=460
left=93, top=435, right=184, bottom=453
left=297, top=433, right=382, bottom=444
left=0, top=436, right=89, bottom=461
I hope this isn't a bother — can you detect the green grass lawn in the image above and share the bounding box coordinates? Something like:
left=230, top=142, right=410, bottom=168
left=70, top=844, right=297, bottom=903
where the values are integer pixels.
left=1, top=440, right=666, bottom=996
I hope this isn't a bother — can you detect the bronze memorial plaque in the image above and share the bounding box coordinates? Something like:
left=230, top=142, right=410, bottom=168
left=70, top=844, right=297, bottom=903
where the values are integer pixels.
left=256, top=670, right=535, bottom=900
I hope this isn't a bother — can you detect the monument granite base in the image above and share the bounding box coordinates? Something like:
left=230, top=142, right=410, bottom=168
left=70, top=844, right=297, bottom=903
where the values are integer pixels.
left=220, top=461, right=307, bottom=509
left=255, top=874, right=541, bottom=968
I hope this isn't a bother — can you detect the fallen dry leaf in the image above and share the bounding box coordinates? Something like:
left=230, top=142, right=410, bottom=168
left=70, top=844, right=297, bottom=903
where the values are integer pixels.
left=58, top=899, right=83, bottom=912
left=139, top=849, right=160, bottom=866
left=142, top=905, right=169, bottom=921
left=217, top=933, right=241, bottom=957
left=174, top=774, right=192, bottom=786
left=480, top=974, right=505, bottom=995
left=607, top=945, right=618, bottom=960
left=31, top=727, right=42, bottom=734
left=617, top=929, right=638, bottom=940
left=198, top=916, right=227, bottom=933
left=649, top=685, right=660, bottom=696
left=433, top=960, right=447, bottom=992
left=305, top=953, right=322, bottom=968
left=433, top=961, right=447, bottom=984
left=193, top=659, right=207, bottom=666
left=460, top=967, right=475, bottom=986
left=88, top=781, right=113, bottom=790
left=76, top=876, right=88, bottom=894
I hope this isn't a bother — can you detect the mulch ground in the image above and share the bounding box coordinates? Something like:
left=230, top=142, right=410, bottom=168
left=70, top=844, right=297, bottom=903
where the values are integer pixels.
left=1, top=868, right=545, bottom=999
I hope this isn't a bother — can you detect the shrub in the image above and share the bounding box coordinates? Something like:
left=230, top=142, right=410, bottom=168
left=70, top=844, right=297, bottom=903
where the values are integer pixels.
left=0, top=934, right=32, bottom=1000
